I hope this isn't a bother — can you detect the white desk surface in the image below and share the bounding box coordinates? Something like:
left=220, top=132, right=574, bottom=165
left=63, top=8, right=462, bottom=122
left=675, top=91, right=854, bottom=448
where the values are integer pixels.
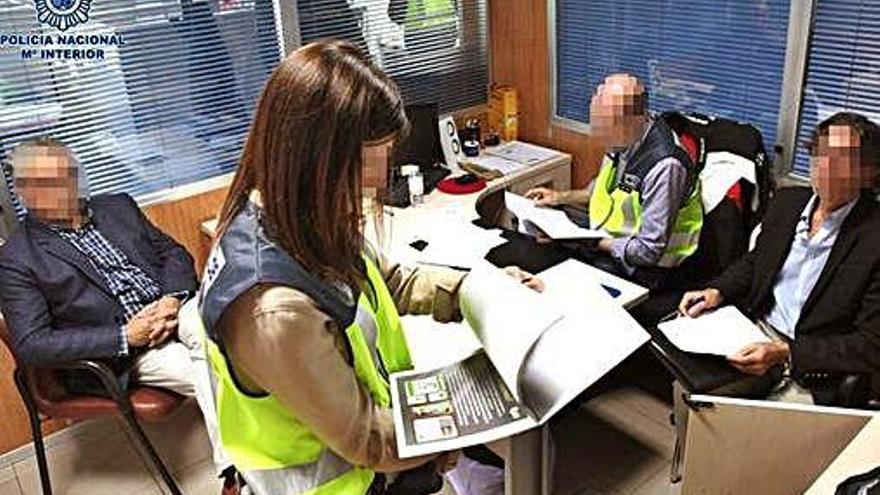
left=805, top=415, right=880, bottom=494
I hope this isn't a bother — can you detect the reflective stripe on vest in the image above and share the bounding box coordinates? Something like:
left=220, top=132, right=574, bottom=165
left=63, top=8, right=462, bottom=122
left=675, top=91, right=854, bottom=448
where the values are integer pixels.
left=200, top=251, right=411, bottom=495
left=589, top=154, right=703, bottom=268
left=619, top=194, right=639, bottom=236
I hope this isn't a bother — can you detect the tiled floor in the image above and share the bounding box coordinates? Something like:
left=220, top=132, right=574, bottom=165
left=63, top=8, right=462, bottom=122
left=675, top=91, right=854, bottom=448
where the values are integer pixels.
left=552, top=387, right=680, bottom=495
left=0, top=388, right=679, bottom=495
left=0, top=400, right=220, bottom=495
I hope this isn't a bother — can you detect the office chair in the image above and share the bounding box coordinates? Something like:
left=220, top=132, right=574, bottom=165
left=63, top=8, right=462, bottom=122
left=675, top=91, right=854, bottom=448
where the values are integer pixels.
left=830, top=373, right=880, bottom=409
left=0, top=316, right=185, bottom=495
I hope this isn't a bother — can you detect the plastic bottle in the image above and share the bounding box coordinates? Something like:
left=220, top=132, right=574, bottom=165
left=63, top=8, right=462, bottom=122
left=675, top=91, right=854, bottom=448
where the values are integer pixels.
left=401, top=164, right=424, bottom=206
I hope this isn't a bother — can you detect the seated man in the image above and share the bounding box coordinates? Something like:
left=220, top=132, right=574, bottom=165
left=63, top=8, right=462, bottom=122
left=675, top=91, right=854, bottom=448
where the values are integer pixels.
left=0, top=138, right=230, bottom=482
left=679, top=112, right=880, bottom=404
left=526, top=73, right=702, bottom=288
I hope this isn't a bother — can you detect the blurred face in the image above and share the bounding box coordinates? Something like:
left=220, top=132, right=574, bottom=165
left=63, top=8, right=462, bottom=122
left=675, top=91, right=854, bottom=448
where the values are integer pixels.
left=589, top=80, right=646, bottom=150
left=810, top=124, right=872, bottom=204
left=13, top=145, right=80, bottom=224
left=361, top=138, right=394, bottom=190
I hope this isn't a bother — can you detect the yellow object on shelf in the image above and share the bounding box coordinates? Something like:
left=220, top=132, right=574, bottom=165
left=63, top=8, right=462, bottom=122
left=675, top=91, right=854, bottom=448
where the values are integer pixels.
left=489, top=85, right=518, bottom=142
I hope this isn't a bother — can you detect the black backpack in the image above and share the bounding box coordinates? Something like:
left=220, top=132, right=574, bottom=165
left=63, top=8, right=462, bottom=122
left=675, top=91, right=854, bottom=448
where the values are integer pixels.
left=658, top=111, right=773, bottom=284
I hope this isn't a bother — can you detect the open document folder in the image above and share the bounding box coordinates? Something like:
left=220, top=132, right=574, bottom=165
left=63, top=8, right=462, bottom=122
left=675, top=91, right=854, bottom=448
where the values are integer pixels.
left=657, top=306, right=771, bottom=357
left=390, top=260, right=649, bottom=457
left=504, top=191, right=609, bottom=240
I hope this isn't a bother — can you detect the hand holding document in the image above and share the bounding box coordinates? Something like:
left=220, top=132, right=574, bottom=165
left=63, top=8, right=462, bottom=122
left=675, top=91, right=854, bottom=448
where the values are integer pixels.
left=504, top=192, right=609, bottom=240
left=657, top=306, right=771, bottom=357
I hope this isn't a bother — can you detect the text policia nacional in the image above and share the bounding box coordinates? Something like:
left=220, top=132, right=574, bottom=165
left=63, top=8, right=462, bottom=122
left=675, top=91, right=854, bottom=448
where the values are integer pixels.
left=0, top=33, right=125, bottom=61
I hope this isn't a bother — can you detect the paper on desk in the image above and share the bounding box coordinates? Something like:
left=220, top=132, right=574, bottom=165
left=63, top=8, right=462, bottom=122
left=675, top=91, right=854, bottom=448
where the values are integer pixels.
left=393, top=217, right=506, bottom=269
left=658, top=306, right=771, bottom=357
left=505, top=192, right=610, bottom=240
left=537, top=259, right=649, bottom=309
left=485, top=141, right=559, bottom=165
left=466, top=154, right=526, bottom=176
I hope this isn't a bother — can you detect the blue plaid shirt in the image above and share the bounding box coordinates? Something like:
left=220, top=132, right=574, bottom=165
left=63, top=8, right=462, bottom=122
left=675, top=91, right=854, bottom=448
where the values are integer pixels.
left=53, top=220, right=163, bottom=356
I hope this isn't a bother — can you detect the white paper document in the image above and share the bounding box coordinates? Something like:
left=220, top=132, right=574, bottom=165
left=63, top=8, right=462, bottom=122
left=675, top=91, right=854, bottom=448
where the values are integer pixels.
left=484, top=141, right=560, bottom=165
left=657, top=306, right=771, bottom=357
left=537, top=259, right=649, bottom=309
left=391, top=217, right=506, bottom=269
left=391, top=261, right=649, bottom=457
left=505, top=192, right=610, bottom=240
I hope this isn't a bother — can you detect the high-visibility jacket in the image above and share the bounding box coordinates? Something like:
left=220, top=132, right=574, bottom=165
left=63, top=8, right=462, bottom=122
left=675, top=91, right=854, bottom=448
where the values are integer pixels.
left=198, top=202, right=412, bottom=495
left=588, top=119, right=703, bottom=268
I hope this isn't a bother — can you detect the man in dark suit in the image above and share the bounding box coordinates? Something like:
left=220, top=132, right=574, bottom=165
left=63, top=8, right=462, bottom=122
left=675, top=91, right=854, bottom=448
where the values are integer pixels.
left=0, top=138, right=195, bottom=381
left=0, top=137, right=229, bottom=478
left=679, top=112, right=880, bottom=404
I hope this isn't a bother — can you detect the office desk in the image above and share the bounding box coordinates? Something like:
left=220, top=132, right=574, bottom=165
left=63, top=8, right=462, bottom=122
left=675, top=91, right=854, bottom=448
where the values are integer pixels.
left=200, top=144, right=572, bottom=241
left=200, top=143, right=572, bottom=495
left=805, top=415, right=880, bottom=494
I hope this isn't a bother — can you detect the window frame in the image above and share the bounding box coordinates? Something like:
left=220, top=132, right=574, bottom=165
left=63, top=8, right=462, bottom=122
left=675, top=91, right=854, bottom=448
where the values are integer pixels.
left=548, top=0, right=820, bottom=181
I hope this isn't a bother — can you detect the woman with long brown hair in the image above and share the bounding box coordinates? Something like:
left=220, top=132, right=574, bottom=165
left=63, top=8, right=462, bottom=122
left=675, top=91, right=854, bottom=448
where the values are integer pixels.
left=197, top=40, right=539, bottom=495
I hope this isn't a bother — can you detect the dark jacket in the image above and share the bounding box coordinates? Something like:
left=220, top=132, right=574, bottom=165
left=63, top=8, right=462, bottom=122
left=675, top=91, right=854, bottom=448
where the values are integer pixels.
left=712, top=187, right=880, bottom=377
left=0, top=194, right=197, bottom=379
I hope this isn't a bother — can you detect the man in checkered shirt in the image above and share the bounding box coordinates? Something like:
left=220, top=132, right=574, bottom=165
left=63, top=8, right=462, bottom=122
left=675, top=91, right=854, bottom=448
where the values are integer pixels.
left=0, top=137, right=229, bottom=478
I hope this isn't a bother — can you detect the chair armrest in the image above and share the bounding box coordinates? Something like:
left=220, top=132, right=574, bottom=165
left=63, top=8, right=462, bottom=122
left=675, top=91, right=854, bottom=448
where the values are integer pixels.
left=25, top=359, right=128, bottom=405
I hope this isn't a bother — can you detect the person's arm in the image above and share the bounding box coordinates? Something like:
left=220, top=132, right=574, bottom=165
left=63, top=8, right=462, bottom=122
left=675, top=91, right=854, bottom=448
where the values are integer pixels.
left=219, top=285, right=435, bottom=473
left=380, top=255, right=468, bottom=322
left=557, top=184, right=593, bottom=207
left=0, top=257, right=120, bottom=364
left=789, top=268, right=880, bottom=375
left=123, top=194, right=198, bottom=294
left=525, top=180, right=595, bottom=208
left=604, top=158, right=687, bottom=272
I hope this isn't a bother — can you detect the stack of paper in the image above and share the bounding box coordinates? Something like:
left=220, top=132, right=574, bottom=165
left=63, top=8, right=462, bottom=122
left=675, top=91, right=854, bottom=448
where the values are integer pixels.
left=485, top=141, right=560, bottom=165
left=658, top=306, right=771, bottom=357
left=505, top=192, right=609, bottom=240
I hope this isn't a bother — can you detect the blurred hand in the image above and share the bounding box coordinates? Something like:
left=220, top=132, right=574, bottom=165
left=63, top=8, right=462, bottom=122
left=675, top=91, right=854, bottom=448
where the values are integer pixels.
left=678, top=288, right=723, bottom=318
left=125, top=318, right=153, bottom=348
left=503, top=266, right=545, bottom=293
left=524, top=187, right=563, bottom=207
left=728, top=341, right=789, bottom=376
left=125, top=301, right=162, bottom=348
left=156, top=295, right=181, bottom=316
left=148, top=296, right=182, bottom=347
left=435, top=450, right=460, bottom=473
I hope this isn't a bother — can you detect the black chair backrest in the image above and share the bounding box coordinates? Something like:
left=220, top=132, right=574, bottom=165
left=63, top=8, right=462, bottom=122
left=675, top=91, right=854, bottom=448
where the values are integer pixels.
left=659, top=111, right=772, bottom=287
